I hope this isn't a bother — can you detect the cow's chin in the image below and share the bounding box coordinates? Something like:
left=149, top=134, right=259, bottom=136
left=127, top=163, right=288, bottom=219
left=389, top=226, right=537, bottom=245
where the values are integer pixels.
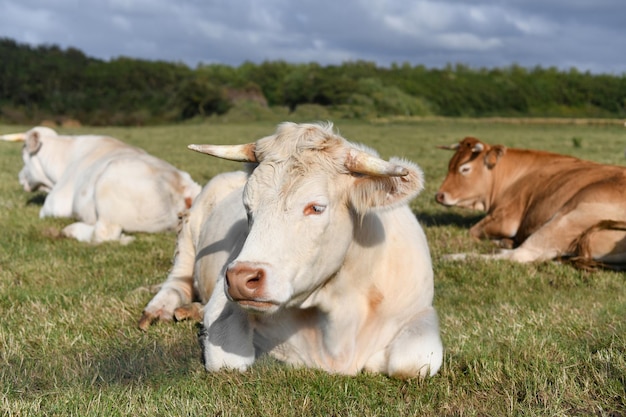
left=454, top=199, right=485, bottom=211
left=236, top=300, right=280, bottom=314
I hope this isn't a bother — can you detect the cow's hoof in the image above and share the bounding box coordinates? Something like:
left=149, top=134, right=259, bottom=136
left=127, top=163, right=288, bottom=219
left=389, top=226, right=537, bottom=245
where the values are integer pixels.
left=174, top=303, right=204, bottom=322
left=138, top=311, right=159, bottom=331
left=441, top=253, right=469, bottom=261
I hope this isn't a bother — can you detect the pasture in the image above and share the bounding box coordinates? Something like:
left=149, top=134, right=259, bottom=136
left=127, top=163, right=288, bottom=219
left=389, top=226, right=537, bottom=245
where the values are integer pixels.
left=1, top=119, right=624, bottom=416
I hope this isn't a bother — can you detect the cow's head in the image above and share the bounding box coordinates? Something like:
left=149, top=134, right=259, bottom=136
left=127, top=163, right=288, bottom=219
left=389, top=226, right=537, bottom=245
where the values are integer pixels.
left=435, top=137, right=506, bottom=211
left=190, top=122, right=424, bottom=314
left=13, top=127, right=59, bottom=193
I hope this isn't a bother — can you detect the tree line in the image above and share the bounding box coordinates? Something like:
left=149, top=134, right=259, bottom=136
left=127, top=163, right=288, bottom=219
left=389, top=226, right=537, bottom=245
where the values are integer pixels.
left=1, top=37, right=625, bottom=126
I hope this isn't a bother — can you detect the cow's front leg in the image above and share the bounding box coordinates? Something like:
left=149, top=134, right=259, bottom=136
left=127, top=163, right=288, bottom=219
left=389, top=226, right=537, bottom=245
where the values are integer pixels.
left=39, top=185, right=73, bottom=218
left=200, top=283, right=255, bottom=372
left=138, top=275, right=195, bottom=330
left=385, top=306, right=443, bottom=379
left=139, top=213, right=199, bottom=330
left=469, top=211, right=519, bottom=242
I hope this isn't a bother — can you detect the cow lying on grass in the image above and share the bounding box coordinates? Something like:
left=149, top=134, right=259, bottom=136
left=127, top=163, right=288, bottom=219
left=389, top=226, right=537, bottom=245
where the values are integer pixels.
left=1, top=126, right=201, bottom=244
left=139, top=122, right=443, bottom=378
left=435, top=136, right=626, bottom=269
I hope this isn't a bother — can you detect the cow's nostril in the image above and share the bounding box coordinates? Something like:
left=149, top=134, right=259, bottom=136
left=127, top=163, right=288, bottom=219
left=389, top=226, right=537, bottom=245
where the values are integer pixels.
left=245, top=271, right=263, bottom=290
left=226, top=263, right=266, bottom=300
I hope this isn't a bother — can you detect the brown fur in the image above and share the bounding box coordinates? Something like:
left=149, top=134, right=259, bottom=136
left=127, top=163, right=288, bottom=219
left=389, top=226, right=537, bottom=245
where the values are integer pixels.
left=566, top=220, right=626, bottom=270
left=436, top=137, right=626, bottom=269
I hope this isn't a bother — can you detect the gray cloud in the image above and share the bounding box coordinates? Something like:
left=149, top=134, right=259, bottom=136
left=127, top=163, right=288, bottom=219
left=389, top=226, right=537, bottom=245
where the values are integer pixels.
left=0, top=0, right=623, bottom=73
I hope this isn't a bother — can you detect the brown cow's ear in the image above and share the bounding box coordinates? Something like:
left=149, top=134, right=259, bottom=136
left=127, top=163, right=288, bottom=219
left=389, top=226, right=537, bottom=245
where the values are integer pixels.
left=25, top=131, right=42, bottom=155
left=484, top=145, right=506, bottom=169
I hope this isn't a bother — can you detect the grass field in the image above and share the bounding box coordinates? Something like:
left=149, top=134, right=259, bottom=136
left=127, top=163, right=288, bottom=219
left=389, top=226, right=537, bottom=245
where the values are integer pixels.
left=1, top=119, right=624, bottom=416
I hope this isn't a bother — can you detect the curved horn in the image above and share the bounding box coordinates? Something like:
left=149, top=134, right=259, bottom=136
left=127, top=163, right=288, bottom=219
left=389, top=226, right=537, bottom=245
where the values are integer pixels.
left=345, top=148, right=408, bottom=177
left=472, top=143, right=484, bottom=153
left=436, top=143, right=460, bottom=151
left=187, top=143, right=257, bottom=162
left=0, top=132, right=26, bottom=142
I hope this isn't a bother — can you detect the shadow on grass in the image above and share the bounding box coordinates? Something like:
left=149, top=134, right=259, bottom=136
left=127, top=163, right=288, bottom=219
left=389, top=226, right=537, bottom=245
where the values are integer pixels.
left=1, top=325, right=204, bottom=398
left=26, top=193, right=46, bottom=206
left=417, top=210, right=484, bottom=229
left=88, top=324, right=203, bottom=387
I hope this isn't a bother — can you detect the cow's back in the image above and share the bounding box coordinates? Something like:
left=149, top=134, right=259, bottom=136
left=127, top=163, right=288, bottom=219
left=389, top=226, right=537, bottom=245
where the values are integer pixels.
left=67, top=137, right=199, bottom=233
left=66, top=136, right=143, bottom=176
left=38, top=136, right=142, bottom=218
left=498, top=154, right=626, bottom=242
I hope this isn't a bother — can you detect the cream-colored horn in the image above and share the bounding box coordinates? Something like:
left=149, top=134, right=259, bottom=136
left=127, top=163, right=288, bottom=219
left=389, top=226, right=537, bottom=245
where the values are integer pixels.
left=345, top=148, right=408, bottom=177
left=187, top=143, right=257, bottom=162
left=0, top=132, right=26, bottom=142
left=436, top=143, right=460, bottom=151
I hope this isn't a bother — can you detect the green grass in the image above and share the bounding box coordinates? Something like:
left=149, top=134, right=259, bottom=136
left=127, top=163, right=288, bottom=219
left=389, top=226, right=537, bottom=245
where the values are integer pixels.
left=1, top=119, right=624, bottom=416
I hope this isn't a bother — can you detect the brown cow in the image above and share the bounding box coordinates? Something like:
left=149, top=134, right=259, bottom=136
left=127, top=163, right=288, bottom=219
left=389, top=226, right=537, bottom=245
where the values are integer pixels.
left=435, top=137, right=626, bottom=269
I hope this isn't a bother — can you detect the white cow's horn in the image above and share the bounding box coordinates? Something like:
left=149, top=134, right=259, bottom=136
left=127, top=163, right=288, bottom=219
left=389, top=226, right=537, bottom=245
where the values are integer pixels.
left=0, top=132, right=26, bottom=142
left=188, top=143, right=257, bottom=162
left=345, top=149, right=408, bottom=177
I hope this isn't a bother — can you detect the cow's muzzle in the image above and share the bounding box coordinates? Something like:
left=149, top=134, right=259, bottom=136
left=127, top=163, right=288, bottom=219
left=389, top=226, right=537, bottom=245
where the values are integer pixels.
left=435, top=192, right=449, bottom=206
left=225, top=262, right=276, bottom=311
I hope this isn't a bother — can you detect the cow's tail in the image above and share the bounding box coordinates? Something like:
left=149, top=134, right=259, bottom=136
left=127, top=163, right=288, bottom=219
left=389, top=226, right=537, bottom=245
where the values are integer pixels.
left=565, top=220, right=626, bottom=271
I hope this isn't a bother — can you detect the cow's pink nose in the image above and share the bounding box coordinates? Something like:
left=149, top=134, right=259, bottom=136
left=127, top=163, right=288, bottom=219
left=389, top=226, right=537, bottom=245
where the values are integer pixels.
left=435, top=192, right=445, bottom=204
left=226, top=263, right=266, bottom=301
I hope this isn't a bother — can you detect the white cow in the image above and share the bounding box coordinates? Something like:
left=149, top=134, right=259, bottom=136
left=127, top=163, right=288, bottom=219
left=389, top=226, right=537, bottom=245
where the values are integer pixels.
left=1, top=126, right=201, bottom=243
left=139, top=122, right=443, bottom=378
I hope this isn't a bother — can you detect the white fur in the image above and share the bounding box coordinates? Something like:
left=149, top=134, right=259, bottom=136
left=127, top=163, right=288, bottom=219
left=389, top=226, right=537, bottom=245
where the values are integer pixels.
left=15, top=127, right=201, bottom=243
left=141, top=123, right=442, bottom=378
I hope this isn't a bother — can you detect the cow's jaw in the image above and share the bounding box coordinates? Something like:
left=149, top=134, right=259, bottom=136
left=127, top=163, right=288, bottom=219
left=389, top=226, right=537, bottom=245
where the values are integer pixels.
left=437, top=192, right=486, bottom=211
left=236, top=300, right=281, bottom=314
left=455, top=199, right=486, bottom=211
left=19, top=158, right=53, bottom=193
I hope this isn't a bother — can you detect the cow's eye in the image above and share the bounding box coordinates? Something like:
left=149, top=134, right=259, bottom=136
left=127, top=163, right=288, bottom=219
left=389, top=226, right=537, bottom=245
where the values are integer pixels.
left=304, top=203, right=327, bottom=216
left=460, top=165, right=471, bottom=175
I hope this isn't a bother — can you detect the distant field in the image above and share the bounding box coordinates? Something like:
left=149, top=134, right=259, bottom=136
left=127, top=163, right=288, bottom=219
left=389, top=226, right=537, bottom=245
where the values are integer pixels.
left=0, top=119, right=624, bottom=416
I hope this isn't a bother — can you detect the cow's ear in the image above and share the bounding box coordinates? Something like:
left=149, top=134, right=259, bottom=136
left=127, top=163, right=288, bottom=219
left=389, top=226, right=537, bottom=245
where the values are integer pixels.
left=484, top=145, right=506, bottom=169
left=348, top=158, right=424, bottom=212
left=25, top=131, right=42, bottom=155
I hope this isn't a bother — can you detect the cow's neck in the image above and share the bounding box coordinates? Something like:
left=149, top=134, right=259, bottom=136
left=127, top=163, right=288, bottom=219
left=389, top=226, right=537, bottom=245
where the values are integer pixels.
left=258, top=208, right=428, bottom=373
left=489, top=149, right=576, bottom=210
left=305, top=210, right=415, bottom=359
left=42, top=137, right=74, bottom=184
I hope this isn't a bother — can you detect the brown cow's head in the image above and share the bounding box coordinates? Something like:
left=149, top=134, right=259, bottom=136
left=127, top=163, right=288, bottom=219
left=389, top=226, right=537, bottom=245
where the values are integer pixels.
left=435, top=137, right=505, bottom=211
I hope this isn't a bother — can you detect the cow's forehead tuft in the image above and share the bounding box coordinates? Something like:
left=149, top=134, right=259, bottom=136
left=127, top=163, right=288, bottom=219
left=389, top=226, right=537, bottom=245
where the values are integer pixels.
left=459, top=136, right=482, bottom=148
left=254, top=123, right=346, bottom=164
left=447, top=137, right=486, bottom=167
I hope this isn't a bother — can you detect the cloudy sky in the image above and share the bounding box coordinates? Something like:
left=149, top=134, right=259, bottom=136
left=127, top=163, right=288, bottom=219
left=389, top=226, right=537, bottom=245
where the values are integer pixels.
left=1, top=0, right=624, bottom=74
